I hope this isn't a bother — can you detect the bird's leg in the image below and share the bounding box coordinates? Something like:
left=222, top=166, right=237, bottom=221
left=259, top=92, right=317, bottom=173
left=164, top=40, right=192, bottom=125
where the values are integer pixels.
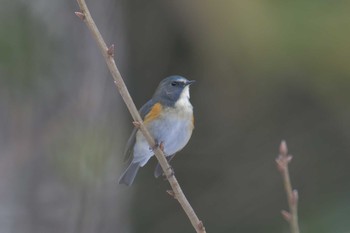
left=159, top=141, right=165, bottom=152
left=149, top=140, right=164, bottom=152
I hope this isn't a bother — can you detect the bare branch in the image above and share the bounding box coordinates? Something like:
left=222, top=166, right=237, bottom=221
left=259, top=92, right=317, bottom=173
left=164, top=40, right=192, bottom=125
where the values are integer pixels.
left=75, top=1, right=206, bottom=232
left=276, top=140, right=300, bottom=233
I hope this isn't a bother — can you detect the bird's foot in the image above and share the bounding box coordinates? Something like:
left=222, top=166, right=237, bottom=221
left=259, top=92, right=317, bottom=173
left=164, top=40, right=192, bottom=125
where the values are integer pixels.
left=159, top=141, right=165, bottom=152
left=163, top=166, right=175, bottom=180
left=150, top=140, right=164, bottom=152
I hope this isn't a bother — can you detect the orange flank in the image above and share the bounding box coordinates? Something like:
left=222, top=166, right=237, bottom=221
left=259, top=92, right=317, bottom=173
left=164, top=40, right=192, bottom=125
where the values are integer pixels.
left=144, top=103, right=162, bottom=124
left=192, top=115, right=195, bottom=128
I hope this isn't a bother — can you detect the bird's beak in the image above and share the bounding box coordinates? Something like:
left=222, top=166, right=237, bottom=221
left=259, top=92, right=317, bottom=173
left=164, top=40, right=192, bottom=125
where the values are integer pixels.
left=185, top=80, right=196, bottom=86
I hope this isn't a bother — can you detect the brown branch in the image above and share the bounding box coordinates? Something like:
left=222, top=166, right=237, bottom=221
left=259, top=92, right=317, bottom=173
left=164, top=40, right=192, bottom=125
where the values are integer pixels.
left=276, top=140, right=300, bottom=233
left=74, top=1, right=206, bottom=233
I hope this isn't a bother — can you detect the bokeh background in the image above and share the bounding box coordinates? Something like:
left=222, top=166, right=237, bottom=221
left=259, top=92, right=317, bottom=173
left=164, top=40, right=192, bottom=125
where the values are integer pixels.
left=1, top=0, right=350, bottom=233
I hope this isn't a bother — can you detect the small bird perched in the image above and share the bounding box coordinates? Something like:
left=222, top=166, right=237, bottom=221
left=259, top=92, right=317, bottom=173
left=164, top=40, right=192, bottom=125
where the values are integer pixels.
left=119, top=75, right=195, bottom=186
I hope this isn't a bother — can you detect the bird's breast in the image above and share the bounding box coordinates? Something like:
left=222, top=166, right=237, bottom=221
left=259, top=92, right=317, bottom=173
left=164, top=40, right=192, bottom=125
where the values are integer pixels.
left=164, top=101, right=193, bottom=128
left=145, top=103, right=193, bottom=155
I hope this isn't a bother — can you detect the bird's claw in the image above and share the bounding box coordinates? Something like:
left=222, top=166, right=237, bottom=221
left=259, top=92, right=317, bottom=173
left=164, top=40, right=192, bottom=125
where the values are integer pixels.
left=163, top=166, right=175, bottom=180
left=159, top=141, right=164, bottom=151
left=149, top=140, right=164, bottom=152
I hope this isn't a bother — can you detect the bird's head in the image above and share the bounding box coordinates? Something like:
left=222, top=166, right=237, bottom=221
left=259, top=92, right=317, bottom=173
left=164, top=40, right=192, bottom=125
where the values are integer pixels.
left=153, top=75, right=195, bottom=106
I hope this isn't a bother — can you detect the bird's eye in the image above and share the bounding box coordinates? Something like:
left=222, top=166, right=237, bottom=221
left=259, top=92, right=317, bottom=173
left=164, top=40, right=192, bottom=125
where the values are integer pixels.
left=171, top=81, right=178, bottom=86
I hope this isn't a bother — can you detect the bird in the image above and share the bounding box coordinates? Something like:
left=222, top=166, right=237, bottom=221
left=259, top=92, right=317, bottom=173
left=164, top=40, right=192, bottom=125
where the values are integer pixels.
left=118, top=75, right=195, bottom=186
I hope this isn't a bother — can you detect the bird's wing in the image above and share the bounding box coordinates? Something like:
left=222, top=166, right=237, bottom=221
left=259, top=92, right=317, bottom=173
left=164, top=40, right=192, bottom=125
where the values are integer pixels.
left=123, top=99, right=156, bottom=161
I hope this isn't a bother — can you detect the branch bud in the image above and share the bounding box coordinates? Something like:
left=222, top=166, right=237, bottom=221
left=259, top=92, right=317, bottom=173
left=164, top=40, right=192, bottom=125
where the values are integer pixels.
left=166, top=190, right=176, bottom=199
left=291, top=189, right=299, bottom=205
left=107, top=44, right=115, bottom=57
left=198, top=221, right=205, bottom=231
left=132, top=121, right=141, bottom=128
left=74, top=11, right=85, bottom=20
left=279, top=140, right=288, bottom=156
left=276, top=156, right=286, bottom=172
left=281, top=210, right=291, bottom=222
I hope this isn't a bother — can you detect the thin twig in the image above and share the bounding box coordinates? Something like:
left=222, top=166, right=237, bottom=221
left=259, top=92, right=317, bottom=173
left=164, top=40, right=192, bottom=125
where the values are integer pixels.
left=276, top=140, right=300, bottom=233
left=74, top=1, right=206, bottom=233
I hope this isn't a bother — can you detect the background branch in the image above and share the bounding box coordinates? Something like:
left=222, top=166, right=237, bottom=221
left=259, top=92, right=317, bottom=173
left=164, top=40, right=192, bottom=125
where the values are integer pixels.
left=75, top=1, right=206, bottom=232
left=276, top=140, right=300, bottom=233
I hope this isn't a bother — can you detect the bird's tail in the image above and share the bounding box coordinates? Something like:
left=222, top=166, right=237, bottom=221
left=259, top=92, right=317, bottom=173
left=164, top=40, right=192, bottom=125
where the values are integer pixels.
left=118, top=162, right=141, bottom=186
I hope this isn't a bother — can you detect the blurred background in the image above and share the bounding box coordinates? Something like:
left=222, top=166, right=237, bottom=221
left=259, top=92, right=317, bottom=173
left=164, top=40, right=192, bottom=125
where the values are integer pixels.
left=1, top=0, right=350, bottom=232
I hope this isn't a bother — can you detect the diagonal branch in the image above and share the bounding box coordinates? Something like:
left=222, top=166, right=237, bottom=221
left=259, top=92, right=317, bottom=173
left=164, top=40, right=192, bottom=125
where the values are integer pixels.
left=75, top=1, right=206, bottom=233
left=276, top=140, right=300, bottom=233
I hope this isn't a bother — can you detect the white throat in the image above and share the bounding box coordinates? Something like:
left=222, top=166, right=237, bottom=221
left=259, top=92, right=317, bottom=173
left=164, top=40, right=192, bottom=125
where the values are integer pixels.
left=175, top=86, right=192, bottom=110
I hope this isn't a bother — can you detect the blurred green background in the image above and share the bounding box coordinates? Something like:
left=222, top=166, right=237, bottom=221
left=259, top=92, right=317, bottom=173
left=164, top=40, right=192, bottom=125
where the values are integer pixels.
left=1, top=0, right=350, bottom=233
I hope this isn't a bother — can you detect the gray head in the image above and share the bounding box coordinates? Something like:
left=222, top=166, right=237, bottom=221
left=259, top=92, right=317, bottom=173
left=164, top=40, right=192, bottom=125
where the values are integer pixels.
left=153, top=75, right=195, bottom=106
